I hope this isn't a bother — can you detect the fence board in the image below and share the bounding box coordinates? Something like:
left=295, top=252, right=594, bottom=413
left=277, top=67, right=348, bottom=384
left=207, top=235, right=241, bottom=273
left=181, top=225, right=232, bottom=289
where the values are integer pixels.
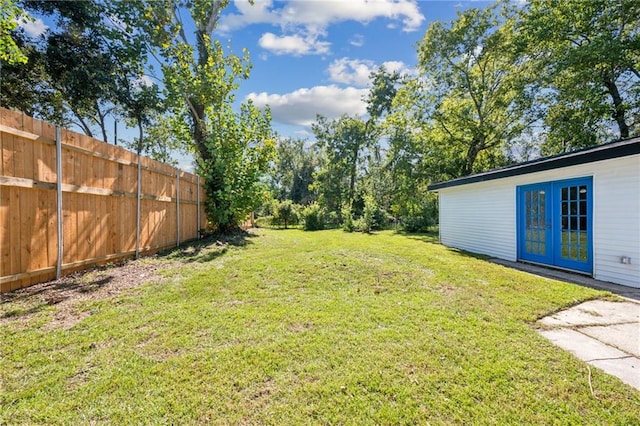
left=1, top=108, right=208, bottom=293
left=0, top=186, right=10, bottom=278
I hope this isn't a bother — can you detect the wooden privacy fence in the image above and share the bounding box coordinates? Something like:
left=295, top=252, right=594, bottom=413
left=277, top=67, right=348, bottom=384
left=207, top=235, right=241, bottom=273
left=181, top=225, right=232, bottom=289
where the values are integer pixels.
left=0, top=108, right=207, bottom=293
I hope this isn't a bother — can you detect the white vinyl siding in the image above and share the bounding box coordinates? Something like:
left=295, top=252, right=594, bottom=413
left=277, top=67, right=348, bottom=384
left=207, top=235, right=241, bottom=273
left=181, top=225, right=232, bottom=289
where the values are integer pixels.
left=437, top=154, right=640, bottom=288
left=591, top=156, right=640, bottom=287
left=439, top=181, right=516, bottom=261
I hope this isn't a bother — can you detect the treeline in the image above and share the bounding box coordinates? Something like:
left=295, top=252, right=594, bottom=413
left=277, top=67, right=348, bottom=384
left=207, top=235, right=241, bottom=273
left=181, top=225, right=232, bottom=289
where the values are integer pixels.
left=2, top=1, right=639, bottom=233
left=261, top=0, right=639, bottom=232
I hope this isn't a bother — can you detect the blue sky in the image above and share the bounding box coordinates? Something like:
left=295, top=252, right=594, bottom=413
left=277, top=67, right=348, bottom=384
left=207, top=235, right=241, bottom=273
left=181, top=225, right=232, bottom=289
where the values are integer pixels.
left=19, top=0, right=493, bottom=169
left=219, top=0, right=491, bottom=140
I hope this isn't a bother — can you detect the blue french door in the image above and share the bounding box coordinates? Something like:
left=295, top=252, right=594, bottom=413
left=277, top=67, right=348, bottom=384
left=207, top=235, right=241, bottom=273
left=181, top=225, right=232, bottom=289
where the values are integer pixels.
left=517, top=177, right=592, bottom=273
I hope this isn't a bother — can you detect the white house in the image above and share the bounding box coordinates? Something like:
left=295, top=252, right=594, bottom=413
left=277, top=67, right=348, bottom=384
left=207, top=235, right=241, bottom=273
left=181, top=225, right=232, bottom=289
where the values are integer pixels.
left=428, top=138, right=640, bottom=288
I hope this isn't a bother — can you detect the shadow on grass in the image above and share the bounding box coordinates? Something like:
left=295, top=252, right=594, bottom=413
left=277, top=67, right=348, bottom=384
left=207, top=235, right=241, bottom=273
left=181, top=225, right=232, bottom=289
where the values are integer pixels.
left=1, top=232, right=258, bottom=319
left=161, top=229, right=257, bottom=264
left=398, top=230, right=493, bottom=261
left=396, top=230, right=440, bottom=244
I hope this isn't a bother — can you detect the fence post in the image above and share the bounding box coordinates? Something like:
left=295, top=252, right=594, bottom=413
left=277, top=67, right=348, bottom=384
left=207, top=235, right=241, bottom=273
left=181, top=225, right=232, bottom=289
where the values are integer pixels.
left=135, top=148, right=142, bottom=259
left=55, top=126, right=63, bottom=279
left=197, top=175, right=201, bottom=238
left=176, top=170, right=180, bottom=247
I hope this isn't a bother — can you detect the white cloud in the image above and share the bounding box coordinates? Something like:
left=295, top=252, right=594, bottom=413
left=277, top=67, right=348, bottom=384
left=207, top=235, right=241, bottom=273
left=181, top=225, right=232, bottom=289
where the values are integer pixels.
left=247, top=85, right=368, bottom=126
left=328, top=58, right=375, bottom=87
left=258, top=32, right=330, bottom=56
left=327, top=58, right=413, bottom=87
left=219, top=0, right=278, bottom=32
left=380, top=60, right=410, bottom=74
left=18, top=17, right=47, bottom=37
left=349, top=34, right=365, bottom=47
left=139, top=75, right=155, bottom=87
left=221, top=0, right=425, bottom=33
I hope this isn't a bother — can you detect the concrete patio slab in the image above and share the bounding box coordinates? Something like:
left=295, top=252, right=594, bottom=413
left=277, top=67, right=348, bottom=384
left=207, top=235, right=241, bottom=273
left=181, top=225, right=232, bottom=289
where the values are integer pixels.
left=490, top=258, right=640, bottom=391
left=537, top=300, right=640, bottom=392
left=538, top=328, right=631, bottom=360
left=590, top=357, right=640, bottom=391
left=581, top=323, right=640, bottom=357
left=538, top=300, right=640, bottom=327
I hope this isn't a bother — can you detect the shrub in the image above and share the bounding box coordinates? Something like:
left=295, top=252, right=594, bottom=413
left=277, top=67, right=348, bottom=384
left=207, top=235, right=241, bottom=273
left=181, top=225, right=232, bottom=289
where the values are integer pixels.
left=325, top=211, right=340, bottom=228
left=341, top=204, right=354, bottom=232
left=358, top=194, right=377, bottom=233
left=302, top=203, right=325, bottom=231
left=273, top=200, right=299, bottom=229
left=402, top=215, right=431, bottom=233
left=373, top=208, right=391, bottom=230
left=399, top=193, right=439, bottom=233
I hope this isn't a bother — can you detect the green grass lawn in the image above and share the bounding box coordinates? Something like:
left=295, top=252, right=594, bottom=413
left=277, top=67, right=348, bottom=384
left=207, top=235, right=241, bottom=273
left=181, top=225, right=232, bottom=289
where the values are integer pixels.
left=1, top=229, right=639, bottom=424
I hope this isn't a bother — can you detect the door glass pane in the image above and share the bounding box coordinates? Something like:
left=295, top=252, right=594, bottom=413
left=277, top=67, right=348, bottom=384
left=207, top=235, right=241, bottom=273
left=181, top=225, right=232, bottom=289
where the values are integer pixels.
left=570, top=201, right=577, bottom=215
left=579, top=245, right=588, bottom=261
left=524, top=189, right=546, bottom=256
left=559, top=183, right=588, bottom=262
left=570, top=217, right=577, bottom=230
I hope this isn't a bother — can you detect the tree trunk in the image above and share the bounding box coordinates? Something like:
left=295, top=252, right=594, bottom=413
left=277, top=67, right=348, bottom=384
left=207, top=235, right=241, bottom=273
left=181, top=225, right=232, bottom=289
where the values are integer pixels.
left=349, top=143, right=359, bottom=205
left=190, top=25, right=213, bottom=162
left=603, top=75, right=630, bottom=139
left=463, top=138, right=484, bottom=176
left=96, top=103, right=109, bottom=143
left=72, top=109, right=94, bottom=138
left=190, top=102, right=210, bottom=161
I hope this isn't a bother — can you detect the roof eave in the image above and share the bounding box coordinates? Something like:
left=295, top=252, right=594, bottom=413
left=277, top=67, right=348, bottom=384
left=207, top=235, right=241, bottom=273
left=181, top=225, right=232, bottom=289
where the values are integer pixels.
left=428, top=138, right=640, bottom=191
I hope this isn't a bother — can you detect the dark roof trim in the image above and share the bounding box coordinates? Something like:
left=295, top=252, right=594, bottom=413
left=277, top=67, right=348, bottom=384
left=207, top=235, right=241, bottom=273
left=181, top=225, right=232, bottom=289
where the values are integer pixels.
left=428, top=137, right=640, bottom=191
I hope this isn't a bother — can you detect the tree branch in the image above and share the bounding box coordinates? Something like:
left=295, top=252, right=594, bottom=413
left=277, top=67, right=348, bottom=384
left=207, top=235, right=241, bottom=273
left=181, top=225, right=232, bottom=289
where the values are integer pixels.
left=205, top=0, right=224, bottom=34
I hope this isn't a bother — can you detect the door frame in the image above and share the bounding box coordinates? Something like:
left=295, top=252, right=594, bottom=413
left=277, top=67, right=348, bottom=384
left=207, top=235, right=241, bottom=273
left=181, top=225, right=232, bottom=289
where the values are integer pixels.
left=517, top=177, right=593, bottom=274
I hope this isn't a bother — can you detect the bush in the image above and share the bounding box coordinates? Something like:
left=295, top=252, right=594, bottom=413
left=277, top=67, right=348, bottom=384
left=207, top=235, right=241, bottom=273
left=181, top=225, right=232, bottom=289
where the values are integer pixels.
left=398, top=192, right=438, bottom=233
left=272, top=200, right=299, bottom=228
left=341, top=204, right=354, bottom=232
left=358, top=194, right=377, bottom=233
left=302, top=203, right=325, bottom=231
left=402, top=215, right=432, bottom=233
left=325, top=211, right=340, bottom=228
left=373, top=208, right=391, bottom=230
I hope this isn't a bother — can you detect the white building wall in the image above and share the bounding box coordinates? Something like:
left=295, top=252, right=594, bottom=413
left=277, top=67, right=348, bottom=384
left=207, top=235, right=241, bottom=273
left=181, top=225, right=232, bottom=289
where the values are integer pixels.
left=437, top=155, right=640, bottom=288
left=591, top=156, right=639, bottom=287
left=439, top=181, right=516, bottom=261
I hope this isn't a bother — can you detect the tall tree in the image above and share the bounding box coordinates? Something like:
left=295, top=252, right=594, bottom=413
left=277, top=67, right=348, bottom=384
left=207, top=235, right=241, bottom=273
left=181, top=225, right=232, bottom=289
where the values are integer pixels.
left=118, top=0, right=274, bottom=231
left=2, top=0, right=150, bottom=143
left=270, top=137, right=320, bottom=205
left=415, top=4, right=535, bottom=177
left=312, top=114, right=368, bottom=214
left=311, top=67, right=401, bottom=214
left=518, top=0, right=640, bottom=154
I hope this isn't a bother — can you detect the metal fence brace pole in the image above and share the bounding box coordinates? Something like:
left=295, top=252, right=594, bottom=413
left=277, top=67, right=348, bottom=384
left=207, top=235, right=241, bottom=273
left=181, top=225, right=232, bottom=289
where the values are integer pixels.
left=135, top=147, right=142, bottom=259
left=197, top=175, right=201, bottom=238
left=176, top=170, right=180, bottom=247
left=55, top=126, right=63, bottom=279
